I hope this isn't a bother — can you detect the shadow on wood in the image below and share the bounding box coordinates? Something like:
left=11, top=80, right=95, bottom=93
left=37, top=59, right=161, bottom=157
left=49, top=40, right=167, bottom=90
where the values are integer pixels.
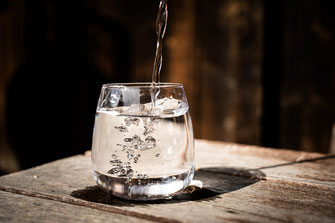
left=70, top=167, right=265, bottom=206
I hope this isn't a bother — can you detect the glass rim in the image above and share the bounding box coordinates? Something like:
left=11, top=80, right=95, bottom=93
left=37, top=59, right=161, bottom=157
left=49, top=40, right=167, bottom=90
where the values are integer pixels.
left=102, top=82, right=183, bottom=89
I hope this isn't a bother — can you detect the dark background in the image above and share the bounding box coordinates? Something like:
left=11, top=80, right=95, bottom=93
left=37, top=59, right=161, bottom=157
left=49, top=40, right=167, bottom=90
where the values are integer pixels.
left=0, top=0, right=334, bottom=174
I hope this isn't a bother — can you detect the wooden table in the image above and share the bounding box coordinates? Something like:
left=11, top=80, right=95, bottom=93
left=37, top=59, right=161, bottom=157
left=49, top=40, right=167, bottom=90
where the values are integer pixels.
left=1, top=139, right=334, bottom=222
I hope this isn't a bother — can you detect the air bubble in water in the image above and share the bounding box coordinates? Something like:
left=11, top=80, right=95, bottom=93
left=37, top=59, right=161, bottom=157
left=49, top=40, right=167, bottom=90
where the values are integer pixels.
left=127, top=149, right=134, bottom=154
left=143, top=117, right=159, bottom=136
left=128, top=135, right=146, bottom=151
left=145, top=136, right=156, bottom=149
left=125, top=117, right=140, bottom=126
left=120, top=168, right=127, bottom=176
left=124, top=138, right=133, bottom=143
left=133, top=135, right=141, bottom=141
left=108, top=167, right=120, bottom=174
left=128, top=154, right=134, bottom=160
left=110, top=159, right=122, bottom=166
left=115, top=126, right=128, bottom=132
left=126, top=169, right=134, bottom=178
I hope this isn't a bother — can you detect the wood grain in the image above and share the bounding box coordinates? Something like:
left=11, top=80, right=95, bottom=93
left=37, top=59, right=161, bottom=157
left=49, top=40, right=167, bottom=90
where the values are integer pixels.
left=0, top=191, right=153, bottom=223
left=0, top=140, right=334, bottom=223
left=195, top=140, right=335, bottom=187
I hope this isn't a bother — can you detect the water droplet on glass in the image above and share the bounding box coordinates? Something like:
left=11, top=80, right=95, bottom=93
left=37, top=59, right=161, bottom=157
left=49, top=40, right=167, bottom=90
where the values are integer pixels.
left=127, top=154, right=134, bottom=160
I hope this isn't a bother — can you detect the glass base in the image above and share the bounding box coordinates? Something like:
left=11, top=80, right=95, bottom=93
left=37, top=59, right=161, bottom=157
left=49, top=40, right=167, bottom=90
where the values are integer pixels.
left=93, top=166, right=194, bottom=200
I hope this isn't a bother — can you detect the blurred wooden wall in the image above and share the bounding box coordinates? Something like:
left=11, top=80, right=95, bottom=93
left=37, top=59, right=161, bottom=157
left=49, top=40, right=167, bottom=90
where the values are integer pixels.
left=0, top=0, right=334, bottom=172
left=280, top=1, right=335, bottom=153
left=0, top=0, right=25, bottom=173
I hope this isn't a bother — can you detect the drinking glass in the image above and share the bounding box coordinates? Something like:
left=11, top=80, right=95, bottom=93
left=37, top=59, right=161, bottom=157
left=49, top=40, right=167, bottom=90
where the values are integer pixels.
left=91, top=83, right=195, bottom=200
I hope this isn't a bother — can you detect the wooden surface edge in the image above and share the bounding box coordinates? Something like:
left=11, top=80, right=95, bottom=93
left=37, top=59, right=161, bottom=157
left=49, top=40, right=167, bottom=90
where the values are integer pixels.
left=0, top=185, right=181, bottom=223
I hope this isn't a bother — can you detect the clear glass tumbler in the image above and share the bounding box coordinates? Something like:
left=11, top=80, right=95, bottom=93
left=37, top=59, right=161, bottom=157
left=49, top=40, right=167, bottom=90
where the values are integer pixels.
left=91, top=83, right=195, bottom=200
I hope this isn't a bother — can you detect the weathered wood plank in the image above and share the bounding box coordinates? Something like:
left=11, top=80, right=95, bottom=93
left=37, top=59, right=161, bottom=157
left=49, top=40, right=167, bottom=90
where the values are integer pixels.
left=0, top=140, right=334, bottom=223
left=1, top=166, right=334, bottom=223
left=195, top=140, right=335, bottom=186
left=0, top=191, right=153, bottom=223
left=190, top=0, right=263, bottom=145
